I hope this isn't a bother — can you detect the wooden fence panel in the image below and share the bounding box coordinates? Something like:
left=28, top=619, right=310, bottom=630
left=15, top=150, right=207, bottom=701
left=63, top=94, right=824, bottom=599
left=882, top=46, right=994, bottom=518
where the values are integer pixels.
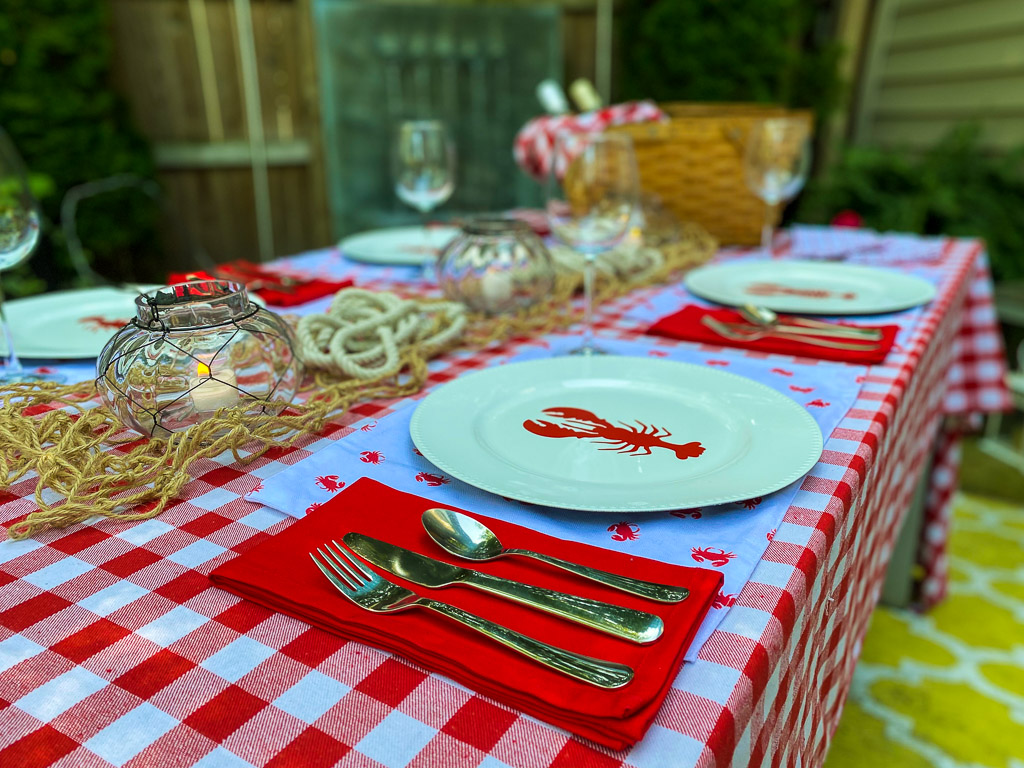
left=108, top=0, right=612, bottom=268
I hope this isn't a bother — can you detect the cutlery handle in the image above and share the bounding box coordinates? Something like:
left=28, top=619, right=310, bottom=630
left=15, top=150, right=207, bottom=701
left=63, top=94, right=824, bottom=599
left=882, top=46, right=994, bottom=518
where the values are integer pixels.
left=506, top=549, right=690, bottom=603
left=421, top=599, right=634, bottom=689
left=770, top=323, right=882, bottom=341
left=758, top=330, right=878, bottom=350
left=786, top=316, right=882, bottom=338
left=465, top=572, right=663, bottom=644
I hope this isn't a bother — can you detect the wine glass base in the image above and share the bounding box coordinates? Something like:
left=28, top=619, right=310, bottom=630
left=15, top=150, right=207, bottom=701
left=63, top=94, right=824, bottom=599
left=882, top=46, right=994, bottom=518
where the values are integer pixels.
left=0, top=368, right=66, bottom=384
left=567, top=344, right=608, bottom=357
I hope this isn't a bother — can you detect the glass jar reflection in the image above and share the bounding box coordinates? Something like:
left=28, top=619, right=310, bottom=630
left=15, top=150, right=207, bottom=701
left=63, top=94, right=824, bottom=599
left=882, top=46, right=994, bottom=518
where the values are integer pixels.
left=436, top=218, right=555, bottom=315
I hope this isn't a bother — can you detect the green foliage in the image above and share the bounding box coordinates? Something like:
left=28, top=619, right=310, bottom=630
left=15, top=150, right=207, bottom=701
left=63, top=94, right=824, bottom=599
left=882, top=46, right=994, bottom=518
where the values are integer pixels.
left=0, top=0, right=158, bottom=296
left=618, top=0, right=844, bottom=121
left=796, top=126, right=1024, bottom=282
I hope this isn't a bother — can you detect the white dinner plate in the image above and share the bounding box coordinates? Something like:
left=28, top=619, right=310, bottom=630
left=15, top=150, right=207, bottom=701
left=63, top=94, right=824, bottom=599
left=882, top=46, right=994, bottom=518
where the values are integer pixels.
left=0, top=286, right=265, bottom=359
left=410, top=356, right=823, bottom=512
left=339, top=226, right=460, bottom=266
left=684, top=260, right=936, bottom=315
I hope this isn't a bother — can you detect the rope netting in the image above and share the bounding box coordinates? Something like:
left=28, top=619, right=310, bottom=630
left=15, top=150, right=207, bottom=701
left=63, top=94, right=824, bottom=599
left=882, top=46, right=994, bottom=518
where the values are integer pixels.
left=0, top=225, right=715, bottom=539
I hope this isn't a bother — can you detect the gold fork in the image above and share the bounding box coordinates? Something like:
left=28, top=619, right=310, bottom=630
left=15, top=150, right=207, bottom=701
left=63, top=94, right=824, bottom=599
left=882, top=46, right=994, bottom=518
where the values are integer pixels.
left=310, top=541, right=635, bottom=689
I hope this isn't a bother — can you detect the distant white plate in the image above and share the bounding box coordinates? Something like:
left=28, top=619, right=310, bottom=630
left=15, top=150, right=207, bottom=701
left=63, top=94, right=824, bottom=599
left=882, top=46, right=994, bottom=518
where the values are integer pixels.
left=339, top=226, right=460, bottom=266
left=684, top=260, right=936, bottom=315
left=0, top=286, right=265, bottom=359
left=410, top=356, right=823, bottom=512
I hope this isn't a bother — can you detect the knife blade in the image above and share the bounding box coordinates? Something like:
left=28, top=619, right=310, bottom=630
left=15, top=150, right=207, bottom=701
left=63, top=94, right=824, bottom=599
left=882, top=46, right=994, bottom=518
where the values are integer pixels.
left=343, top=533, right=664, bottom=644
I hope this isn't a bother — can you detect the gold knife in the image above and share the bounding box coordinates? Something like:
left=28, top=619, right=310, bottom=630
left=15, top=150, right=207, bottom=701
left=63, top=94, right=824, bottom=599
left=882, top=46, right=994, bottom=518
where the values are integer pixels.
left=342, top=533, right=664, bottom=644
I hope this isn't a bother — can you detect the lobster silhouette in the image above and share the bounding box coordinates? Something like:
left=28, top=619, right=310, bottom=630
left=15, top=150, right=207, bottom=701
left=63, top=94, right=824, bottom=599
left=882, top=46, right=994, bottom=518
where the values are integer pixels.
left=746, top=282, right=856, bottom=300
left=522, top=407, right=705, bottom=460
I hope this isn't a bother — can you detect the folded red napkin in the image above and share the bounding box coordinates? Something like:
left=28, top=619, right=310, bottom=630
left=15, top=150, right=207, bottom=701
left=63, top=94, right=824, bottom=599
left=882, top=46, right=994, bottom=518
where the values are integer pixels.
left=209, top=478, right=722, bottom=750
left=169, top=262, right=353, bottom=307
left=647, top=305, right=898, bottom=364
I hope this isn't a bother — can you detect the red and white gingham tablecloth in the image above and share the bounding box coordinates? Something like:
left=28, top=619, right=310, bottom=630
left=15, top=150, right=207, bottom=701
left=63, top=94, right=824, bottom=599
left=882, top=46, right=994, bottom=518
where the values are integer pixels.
left=0, top=233, right=1010, bottom=768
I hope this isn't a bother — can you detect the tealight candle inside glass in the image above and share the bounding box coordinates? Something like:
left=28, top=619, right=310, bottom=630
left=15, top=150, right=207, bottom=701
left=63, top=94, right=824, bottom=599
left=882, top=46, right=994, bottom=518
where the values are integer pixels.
left=189, top=359, right=240, bottom=412
left=97, top=280, right=302, bottom=437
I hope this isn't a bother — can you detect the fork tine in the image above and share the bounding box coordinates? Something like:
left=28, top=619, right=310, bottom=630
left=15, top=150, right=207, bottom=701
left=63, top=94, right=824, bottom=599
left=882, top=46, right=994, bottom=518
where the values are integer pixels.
left=316, top=547, right=360, bottom=588
left=331, top=540, right=374, bottom=581
left=322, top=542, right=365, bottom=585
left=310, top=551, right=357, bottom=593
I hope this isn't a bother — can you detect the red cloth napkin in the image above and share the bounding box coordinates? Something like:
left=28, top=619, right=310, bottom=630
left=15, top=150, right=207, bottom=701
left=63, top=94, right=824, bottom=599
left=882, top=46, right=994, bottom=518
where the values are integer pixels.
left=209, top=478, right=722, bottom=750
left=647, top=305, right=899, bottom=364
left=168, top=262, right=353, bottom=307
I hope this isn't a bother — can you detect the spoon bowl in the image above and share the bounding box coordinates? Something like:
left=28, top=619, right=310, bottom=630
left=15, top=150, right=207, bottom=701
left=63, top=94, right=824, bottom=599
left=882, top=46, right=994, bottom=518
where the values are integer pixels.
left=422, top=507, right=503, bottom=561
left=422, top=507, right=690, bottom=603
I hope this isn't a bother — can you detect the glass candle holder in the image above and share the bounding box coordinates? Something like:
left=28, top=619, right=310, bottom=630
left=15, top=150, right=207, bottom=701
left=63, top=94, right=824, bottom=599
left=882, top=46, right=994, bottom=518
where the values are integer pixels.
left=96, top=280, right=303, bottom=437
left=436, top=218, right=555, bottom=315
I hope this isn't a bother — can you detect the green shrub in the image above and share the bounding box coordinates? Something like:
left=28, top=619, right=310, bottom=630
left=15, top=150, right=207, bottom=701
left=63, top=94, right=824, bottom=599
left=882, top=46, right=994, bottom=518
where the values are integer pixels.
left=0, top=0, right=158, bottom=296
left=796, top=126, right=1024, bottom=282
left=618, top=0, right=843, bottom=121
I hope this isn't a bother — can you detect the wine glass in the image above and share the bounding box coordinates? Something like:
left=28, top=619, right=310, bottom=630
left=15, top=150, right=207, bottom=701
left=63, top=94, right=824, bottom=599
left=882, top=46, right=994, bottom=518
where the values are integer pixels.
left=743, top=117, right=812, bottom=254
left=547, top=132, right=639, bottom=355
left=392, top=120, right=455, bottom=226
left=0, top=129, right=58, bottom=383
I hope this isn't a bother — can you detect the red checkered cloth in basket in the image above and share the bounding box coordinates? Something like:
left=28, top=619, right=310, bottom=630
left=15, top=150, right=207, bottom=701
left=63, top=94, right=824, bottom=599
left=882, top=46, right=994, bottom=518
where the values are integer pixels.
left=0, top=234, right=1010, bottom=768
left=513, top=100, right=665, bottom=180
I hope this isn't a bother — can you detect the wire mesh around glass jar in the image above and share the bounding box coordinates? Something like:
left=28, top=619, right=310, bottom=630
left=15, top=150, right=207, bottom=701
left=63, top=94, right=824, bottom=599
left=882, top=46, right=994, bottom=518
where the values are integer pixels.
left=96, top=280, right=303, bottom=437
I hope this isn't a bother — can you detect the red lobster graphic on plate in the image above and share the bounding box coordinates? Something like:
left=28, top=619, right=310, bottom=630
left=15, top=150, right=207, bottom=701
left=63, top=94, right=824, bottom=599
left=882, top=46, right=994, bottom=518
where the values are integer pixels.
left=746, top=282, right=856, bottom=300
left=522, top=407, right=705, bottom=460
left=80, top=315, right=128, bottom=332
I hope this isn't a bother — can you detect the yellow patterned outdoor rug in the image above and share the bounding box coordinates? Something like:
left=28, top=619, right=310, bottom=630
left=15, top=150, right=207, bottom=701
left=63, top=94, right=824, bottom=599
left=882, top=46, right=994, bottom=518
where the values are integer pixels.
left=825, top=492, right=1024, bottom=768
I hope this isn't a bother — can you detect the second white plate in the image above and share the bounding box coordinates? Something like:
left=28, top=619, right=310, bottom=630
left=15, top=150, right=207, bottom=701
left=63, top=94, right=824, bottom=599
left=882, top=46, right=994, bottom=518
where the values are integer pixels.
left=339, top=226, right=460, bottom=266
left=684, top=260, right=936, bottom=314
left=410, top=356, right=823, bottom=512
left=0, top=285, right=265, bottom=359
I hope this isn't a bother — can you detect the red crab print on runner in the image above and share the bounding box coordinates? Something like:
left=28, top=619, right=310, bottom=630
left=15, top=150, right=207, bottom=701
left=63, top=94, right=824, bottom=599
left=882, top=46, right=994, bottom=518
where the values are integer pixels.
left=767, top=528, right=776, bottom=541
left=315, top=475, right=346, bottom=493
left=712, top=591, right=738, bottom=609
left=771, top=368, right=793, bottom=376
left=647, top=349, right=669, bottom=357
left=252, top=482, right=264, bottom=494
left=360, top=421, right=377, bottom=432
left=670, top=508, right=702, bottom=520
left=735, top=496, right=763, bottom=510
left=705, top=360, right=729, bottom=366
left=305, top=502, right=322, bottom=515
left=806, top=399, right=830, bottom=408
left=415, top=471, right=449, bottom=487
left=745, top=282, right=856, bottom=300
left=359, top=450, right=384, bottom=464
left=608, top=522, right=640, bottom=541
left=789, top=385, right=813, bottom=393
left=523, top=407, right=705, bottom=460
left=80, top=315, right=129, bottom=332
left=690, top=547, right=736, bottom=567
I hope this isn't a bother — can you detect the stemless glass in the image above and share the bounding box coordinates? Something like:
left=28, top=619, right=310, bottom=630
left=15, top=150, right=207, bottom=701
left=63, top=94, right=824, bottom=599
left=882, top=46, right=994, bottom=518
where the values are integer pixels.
left=0, top=128, right=60, bottom=383
left=547, top=132, right=639, bottom=355
left=392, top=120, right=456, bottom=224
left=743, top=117, right=812, bottom=254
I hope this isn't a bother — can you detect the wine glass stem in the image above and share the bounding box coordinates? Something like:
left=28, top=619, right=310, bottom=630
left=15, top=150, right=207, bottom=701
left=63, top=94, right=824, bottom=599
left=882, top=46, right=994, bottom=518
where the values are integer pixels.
left=582, top=255, right=596, bottom=352
left=0, top=275, right=23, bottom=376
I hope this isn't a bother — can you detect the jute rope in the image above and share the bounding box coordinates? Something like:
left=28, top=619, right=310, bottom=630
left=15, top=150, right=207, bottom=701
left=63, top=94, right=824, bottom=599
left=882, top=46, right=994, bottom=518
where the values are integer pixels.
left=296, top=289, right=467, bottom=379
left=0, top=224, right=715, bottom=540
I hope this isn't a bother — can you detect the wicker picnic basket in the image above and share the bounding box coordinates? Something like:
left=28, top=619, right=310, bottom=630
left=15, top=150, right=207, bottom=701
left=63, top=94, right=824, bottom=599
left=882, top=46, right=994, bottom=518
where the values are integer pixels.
left=609, top=103, right=814, bottom=246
